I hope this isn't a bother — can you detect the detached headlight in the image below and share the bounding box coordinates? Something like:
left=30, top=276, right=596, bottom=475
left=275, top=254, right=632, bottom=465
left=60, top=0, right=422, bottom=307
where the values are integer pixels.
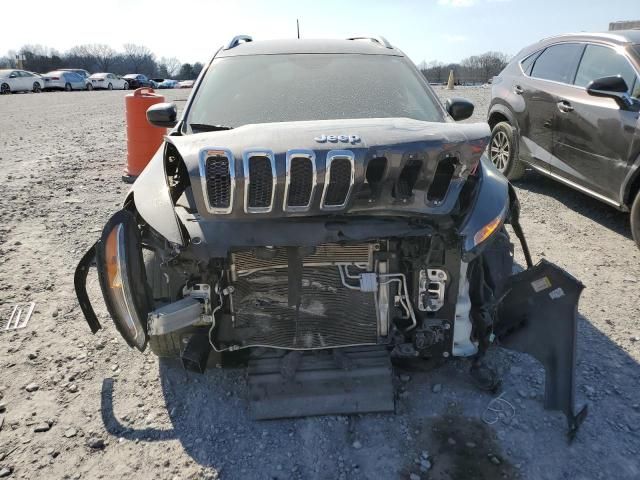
left=97, top=210, right=150, bottom=351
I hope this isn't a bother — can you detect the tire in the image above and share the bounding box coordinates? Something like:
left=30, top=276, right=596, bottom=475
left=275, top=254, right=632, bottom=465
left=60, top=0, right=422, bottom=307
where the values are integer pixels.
left=107, top=83, right=113, bottom=90
left=33, top=82, right=42, bottom=93
left=86, top=83, right=93, bottom=91
left=64, top=83, right=72, bottom=92
left=631, top=191, right=640, bottom=249
left=123, top=82, right=129, bottom=90
left=145, top=251, right=188, bottom=358
left=1, top=83, right=10, bottom=94
left=489, top=121, right=526, bottom=181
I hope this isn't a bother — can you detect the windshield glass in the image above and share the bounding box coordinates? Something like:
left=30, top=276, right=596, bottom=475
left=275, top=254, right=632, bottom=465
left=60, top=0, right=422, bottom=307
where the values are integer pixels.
left=187, top=54, right=444, bottom=129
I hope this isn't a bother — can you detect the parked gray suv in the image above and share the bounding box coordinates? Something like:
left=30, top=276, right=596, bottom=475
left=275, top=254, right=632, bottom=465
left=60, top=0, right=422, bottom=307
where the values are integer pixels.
left=75, top=36, right=586, bottom=432
left=488, top=30, right=640, bottom=247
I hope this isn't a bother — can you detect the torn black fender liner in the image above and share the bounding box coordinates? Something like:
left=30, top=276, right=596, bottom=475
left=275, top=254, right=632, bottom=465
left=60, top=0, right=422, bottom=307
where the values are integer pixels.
left=247, top=346, right=394, bottom=420
left=74, top=242, right=101, bottom=334
left=495, top=259, right=588, bottom=438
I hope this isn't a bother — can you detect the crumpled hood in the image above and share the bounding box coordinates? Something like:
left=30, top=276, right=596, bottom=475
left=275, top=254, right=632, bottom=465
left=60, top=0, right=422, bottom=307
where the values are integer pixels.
left=168, top=117, right=490, bottom=220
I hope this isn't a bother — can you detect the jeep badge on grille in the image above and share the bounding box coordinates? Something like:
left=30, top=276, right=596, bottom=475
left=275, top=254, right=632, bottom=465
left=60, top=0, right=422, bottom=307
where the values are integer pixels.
left=314, top=134, right=361, bottom=144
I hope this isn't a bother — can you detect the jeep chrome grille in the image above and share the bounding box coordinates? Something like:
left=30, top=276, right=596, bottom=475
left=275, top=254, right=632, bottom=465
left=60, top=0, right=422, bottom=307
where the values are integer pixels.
left=321, top=151, right=355, bottom=209
left=203, top=151, right=234, bottom=213
left=244, top=151, right=276, bottom=213
left=199, top=148, right=360, bottom=214
left=284, top=150, right=316, bottom=211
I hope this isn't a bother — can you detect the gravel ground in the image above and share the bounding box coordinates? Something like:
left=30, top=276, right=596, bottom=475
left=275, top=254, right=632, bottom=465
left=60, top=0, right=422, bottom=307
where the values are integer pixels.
left=0, top=87, right=638, bottom=480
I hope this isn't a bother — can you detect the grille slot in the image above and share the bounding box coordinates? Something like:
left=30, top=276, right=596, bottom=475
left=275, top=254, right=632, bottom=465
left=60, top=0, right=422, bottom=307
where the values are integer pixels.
left=245, top=154, right=275, bottom=212
left=286, top=154, right=315, bottom=209
left=427, top=157, right=457, bottom=203
left=322, top=153, right=354, bottom=209
left=230, top=267, right=378, bottom=349
left=205, top=155, right=232, bottom=210
left=393, top=159, right=422, bottom=199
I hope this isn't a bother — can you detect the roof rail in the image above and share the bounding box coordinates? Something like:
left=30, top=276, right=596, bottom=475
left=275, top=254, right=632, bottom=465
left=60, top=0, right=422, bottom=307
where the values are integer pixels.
left=224, top=35, right=253, bottom=50
left=346, top=36, right=393, bottom=49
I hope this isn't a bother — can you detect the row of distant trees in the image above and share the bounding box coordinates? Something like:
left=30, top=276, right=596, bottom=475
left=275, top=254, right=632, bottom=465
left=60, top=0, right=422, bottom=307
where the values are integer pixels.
left=0, top=44, right=204, bottom=80
left=418, top=51, right=510, bottom=85
left=1, top=43, right=509, bottom=84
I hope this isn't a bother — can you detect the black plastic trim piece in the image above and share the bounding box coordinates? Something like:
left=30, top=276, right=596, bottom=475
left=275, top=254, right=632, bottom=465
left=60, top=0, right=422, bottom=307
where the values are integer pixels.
left=74, top=242, right=101, bottom=334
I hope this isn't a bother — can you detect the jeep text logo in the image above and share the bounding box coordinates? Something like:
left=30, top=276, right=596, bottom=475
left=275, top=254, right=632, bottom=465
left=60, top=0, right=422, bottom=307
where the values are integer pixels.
left=314, top=134, right=361, bottom=144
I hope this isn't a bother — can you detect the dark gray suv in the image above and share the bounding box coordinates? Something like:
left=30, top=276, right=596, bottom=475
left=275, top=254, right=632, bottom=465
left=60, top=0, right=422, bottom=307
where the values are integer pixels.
left=488, top=30, right=640, bottom=247
left=74, top=36, right=586, bottom=431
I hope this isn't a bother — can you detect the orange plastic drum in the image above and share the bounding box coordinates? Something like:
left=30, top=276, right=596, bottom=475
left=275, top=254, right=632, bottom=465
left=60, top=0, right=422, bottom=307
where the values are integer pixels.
left=123, top=87, right=166, bottom=182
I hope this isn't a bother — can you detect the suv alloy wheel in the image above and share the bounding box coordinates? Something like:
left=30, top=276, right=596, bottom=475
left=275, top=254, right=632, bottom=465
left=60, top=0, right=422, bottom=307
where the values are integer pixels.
left=489, top=121, right=526, bottom=180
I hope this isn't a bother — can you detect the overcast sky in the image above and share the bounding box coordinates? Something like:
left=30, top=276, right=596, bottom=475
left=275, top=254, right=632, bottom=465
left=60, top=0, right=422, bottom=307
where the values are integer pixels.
left=2, top=0, right=638, bottom=65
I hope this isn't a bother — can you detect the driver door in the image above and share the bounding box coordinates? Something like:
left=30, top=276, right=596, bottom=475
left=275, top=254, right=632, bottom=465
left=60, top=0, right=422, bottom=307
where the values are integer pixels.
left=552, top=44, right=640, bottom=202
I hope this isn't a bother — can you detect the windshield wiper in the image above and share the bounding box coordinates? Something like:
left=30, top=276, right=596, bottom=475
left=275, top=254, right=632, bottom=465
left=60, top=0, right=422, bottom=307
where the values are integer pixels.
left=190, top=123, right=234, bottom=132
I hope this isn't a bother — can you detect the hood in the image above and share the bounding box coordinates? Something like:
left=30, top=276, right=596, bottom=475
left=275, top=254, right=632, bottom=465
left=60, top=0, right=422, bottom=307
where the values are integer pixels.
left=168, top=117, right=490, bottom=220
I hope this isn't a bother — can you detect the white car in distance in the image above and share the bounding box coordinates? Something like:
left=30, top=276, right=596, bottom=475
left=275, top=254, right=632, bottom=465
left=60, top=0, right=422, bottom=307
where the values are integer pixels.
left=88, top=73, right=129, bottom=90
left=0, top=69, right=44, bottom=94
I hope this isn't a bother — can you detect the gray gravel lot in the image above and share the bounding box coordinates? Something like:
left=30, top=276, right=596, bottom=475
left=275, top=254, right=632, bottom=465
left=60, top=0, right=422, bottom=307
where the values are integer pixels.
left=0, top=87, right=638, bottom=480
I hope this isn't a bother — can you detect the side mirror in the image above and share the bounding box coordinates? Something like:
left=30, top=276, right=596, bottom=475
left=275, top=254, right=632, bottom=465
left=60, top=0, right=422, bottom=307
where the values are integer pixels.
left=445, top=97, right=474, bottom=121
left=9, top=73, right=16, bottom=78
left=146, top=102, right=177, bottom=128
left=586, top=75, right=635, bottom=110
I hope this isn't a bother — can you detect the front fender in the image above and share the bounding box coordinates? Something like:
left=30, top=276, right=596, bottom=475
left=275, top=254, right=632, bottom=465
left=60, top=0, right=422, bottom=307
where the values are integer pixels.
left=458, top=155, right=510, bottom=261
left=127, top=142, right=184, bottom=246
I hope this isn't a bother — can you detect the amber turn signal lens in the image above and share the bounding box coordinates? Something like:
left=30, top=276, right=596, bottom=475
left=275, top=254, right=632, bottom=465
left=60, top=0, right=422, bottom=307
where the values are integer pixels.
left=103, top=224, right=146, bottom=349
left=473, top=209, right=505, bottom=247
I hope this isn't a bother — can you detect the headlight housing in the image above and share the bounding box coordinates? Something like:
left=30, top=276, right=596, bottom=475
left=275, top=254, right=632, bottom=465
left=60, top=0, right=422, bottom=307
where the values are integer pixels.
left=96, top=210, right=150, bottom=351
left=473, top=207, right=507, bottom=248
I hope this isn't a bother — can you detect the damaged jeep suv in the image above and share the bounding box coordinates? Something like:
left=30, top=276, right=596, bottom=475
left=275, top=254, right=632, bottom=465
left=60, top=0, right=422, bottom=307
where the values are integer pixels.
left=76, top=35, right=586, bottom=433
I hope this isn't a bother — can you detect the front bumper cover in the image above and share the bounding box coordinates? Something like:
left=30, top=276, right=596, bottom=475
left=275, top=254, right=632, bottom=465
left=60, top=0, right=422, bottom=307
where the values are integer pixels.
left=495, top=259, right=588, bottom=439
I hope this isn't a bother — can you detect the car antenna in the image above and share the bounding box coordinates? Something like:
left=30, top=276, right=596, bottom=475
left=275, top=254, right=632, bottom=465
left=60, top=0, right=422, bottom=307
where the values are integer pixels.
left=297, top=19, right=300, bottom=39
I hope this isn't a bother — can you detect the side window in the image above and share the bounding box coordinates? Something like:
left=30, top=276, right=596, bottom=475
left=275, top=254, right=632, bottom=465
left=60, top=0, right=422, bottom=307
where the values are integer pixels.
left=574, top=44, right=639, bottom=96
left=520, top=51, right=541, bottom=76
left=530, top=43, right=584, bottom=84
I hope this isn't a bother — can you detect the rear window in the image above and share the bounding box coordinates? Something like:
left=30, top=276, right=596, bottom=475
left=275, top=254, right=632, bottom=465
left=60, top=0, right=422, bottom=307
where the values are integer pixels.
left=187, top=53, right=444, bottom=129
left=530, top=43, right=584, bottom=84
left=520, top=51, right=542, bottom=75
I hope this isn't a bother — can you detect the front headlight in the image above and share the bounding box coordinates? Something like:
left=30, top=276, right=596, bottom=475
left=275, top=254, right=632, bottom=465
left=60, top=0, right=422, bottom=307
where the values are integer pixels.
left=473, top=207, right=506, bottom=248
left=97, top=210, right=150, bottom=351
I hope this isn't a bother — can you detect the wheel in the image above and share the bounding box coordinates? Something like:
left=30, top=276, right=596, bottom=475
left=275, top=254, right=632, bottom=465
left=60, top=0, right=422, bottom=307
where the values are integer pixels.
left=107, top=83, right=113, bottom=91
left=64, top=83, right=72, bottom=92
left=86, top=83, right=93, bottom=91
left=123, top=82, right=129, bottom=90
left=1, top=83, right=10, bottom=94
left=145, top=251, right=189, bottom=358
left=631, top=191, right=640, bottom=249
left=489, top=121, right=526, bottom=180
left=33, top=82, right=42, bottom=93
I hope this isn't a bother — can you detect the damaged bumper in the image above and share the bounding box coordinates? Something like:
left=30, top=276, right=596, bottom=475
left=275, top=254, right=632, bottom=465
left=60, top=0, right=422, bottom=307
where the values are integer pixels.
left=73, top=153, right=587, bottom=435
left=495, top=259, right=588, bottom=438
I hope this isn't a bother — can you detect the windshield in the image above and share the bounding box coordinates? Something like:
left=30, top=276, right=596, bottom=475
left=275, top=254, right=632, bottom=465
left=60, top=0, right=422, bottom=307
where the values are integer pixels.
left=186, top=54, right=444, bottom=130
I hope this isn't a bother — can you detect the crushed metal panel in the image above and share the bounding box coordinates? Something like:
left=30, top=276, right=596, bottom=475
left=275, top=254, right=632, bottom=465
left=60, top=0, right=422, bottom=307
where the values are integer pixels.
left=496, top=260, right=588, bottom=439
left=2, top=302, right=35, bottom=332
left=248, top=346, right=395, bottom=419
